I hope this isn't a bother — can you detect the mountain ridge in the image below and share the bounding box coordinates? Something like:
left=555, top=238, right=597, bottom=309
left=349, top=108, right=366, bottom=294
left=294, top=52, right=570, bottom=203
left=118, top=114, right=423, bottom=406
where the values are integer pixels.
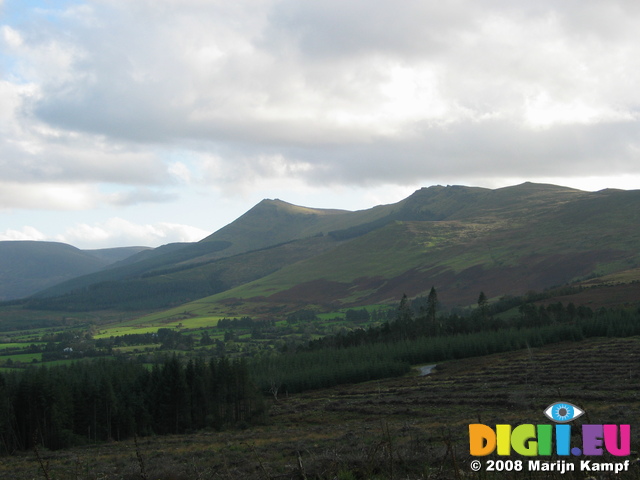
left=0, top=242, right=149, bottom=301
left=6, top=182, right=640, bottom=312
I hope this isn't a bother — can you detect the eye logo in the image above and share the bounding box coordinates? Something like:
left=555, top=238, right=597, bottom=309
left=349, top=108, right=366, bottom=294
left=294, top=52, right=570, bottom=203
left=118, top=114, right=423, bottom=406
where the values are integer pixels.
left=470, top=401, right=631, bottom=458
left=544, top=402, right=584, bottom=423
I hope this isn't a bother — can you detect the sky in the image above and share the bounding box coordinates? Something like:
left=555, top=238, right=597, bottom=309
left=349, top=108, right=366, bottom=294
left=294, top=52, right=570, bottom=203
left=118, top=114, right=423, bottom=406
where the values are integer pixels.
left=1, top=0, right=640, bottom=249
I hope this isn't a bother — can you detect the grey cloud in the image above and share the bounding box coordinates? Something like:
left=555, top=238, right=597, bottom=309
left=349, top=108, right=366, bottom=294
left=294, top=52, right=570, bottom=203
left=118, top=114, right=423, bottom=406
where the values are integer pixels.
left=263, top=0, right=624, bottom=61
left=107, top=188, right=178, bottom=206
left=264, top=0, right=473, bottom=59
left=257, top=119, right=640, bottom=186
left=33, top=84, right=184, bottom=143
left=6, top=0, right=640, bottom=193
left=0, top=135, right=171, bottom=185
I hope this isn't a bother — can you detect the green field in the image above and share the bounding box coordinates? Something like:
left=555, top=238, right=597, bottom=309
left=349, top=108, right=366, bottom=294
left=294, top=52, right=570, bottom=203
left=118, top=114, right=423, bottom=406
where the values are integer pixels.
left=0, top=351, right=41, bottom=364
left=0, top=302, right=392, bottom=369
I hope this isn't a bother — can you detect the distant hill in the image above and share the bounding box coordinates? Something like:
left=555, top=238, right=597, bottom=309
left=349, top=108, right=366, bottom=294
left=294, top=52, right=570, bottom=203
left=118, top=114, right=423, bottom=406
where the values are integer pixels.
left=0, top=242, right=149, bottom=301
left=19, top=182, right=640, bottom=312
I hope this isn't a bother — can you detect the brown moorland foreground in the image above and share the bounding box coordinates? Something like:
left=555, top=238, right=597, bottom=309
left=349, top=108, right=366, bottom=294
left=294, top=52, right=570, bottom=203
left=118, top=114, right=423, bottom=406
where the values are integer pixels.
left=2, top=336, right=639, bottom=480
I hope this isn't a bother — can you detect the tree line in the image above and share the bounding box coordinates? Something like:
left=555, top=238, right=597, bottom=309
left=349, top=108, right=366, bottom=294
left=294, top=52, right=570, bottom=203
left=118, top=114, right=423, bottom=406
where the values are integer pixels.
left=251, top=288, right=640, bottom=395
left=0, top=356, right=265, bottom=453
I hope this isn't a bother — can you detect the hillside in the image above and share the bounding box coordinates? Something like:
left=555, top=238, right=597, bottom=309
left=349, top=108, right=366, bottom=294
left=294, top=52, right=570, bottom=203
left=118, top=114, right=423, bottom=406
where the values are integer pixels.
left=26, top=195, right=419, bottom=308
left=0, top=241, right=149, bottom=301
left=169, top=183, right=640, bottom=313
left=18, top=182, right=640, bottom=312
left=27, top=197, right=399, bottom=304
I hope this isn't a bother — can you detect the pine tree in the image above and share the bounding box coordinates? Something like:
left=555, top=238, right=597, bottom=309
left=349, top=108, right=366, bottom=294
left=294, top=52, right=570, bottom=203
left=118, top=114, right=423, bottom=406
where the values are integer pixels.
left=426, top=286, right=438, bottom=327
left=477, top=291, right=489, bottom=320
left=397, top=294, right=413, bottom=323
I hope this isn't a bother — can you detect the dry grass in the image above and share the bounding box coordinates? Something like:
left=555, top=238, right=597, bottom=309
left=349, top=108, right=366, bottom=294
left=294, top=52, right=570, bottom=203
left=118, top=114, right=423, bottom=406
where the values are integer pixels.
left=2, top=337, right=640, bottom=479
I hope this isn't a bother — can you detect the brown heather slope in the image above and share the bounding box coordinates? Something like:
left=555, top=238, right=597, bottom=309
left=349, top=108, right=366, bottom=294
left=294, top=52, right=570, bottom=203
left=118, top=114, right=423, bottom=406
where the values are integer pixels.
left=538, top=266, right=640, bottom=309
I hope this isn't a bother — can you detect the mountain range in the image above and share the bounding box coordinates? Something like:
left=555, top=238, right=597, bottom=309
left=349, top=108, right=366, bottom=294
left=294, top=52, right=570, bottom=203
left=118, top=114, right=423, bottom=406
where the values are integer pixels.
left=3, top=182, right=640, bottom=312
left=0, top=242, right=149, bottom=301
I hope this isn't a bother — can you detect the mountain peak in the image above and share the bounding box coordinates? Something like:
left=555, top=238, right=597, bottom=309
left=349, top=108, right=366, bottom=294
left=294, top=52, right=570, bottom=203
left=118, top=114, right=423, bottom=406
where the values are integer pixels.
left=199, top=197, right=351, bottom=253
left=499, top=181, right=583, bottom=192
left=256, top=198, right=348, bottom=216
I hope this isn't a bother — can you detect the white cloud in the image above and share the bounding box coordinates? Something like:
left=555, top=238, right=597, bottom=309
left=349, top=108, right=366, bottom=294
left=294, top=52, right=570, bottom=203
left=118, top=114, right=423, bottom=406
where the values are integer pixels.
left=56, top=217, right=210, bottom=249
left=168, top=161, right=193, bottom=184
left=16, top=0, right=636, bottom=183
left=0, top=225, right=46, bottom=242
left=0, top=181, right=178, bottom=211
left=0, top=182, right=99, bottom=210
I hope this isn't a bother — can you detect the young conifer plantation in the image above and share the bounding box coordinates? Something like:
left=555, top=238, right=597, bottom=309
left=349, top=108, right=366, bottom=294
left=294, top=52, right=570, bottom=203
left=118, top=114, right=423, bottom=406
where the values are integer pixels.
left=250, top=298, right=640, bottom=395
left=0, top=356, right=265, bottom=452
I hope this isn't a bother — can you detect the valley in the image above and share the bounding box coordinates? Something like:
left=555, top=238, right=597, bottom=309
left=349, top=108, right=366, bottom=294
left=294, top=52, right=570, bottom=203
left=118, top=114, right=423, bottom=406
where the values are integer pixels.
left=1, top=182, right=640, bottom=479
left=0, top=304, right=393, bottom=368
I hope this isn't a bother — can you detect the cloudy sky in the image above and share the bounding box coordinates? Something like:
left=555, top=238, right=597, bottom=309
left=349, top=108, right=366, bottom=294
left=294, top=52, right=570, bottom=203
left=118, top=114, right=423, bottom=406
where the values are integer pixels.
left=1, top=0, right=639, bottom=249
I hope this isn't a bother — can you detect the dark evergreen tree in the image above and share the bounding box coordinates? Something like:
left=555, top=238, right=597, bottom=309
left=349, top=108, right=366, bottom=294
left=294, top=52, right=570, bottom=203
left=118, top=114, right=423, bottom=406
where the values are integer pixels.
left=426, top=286, right=439, bottom=328
left=477, top=291, right=489, bottom=320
